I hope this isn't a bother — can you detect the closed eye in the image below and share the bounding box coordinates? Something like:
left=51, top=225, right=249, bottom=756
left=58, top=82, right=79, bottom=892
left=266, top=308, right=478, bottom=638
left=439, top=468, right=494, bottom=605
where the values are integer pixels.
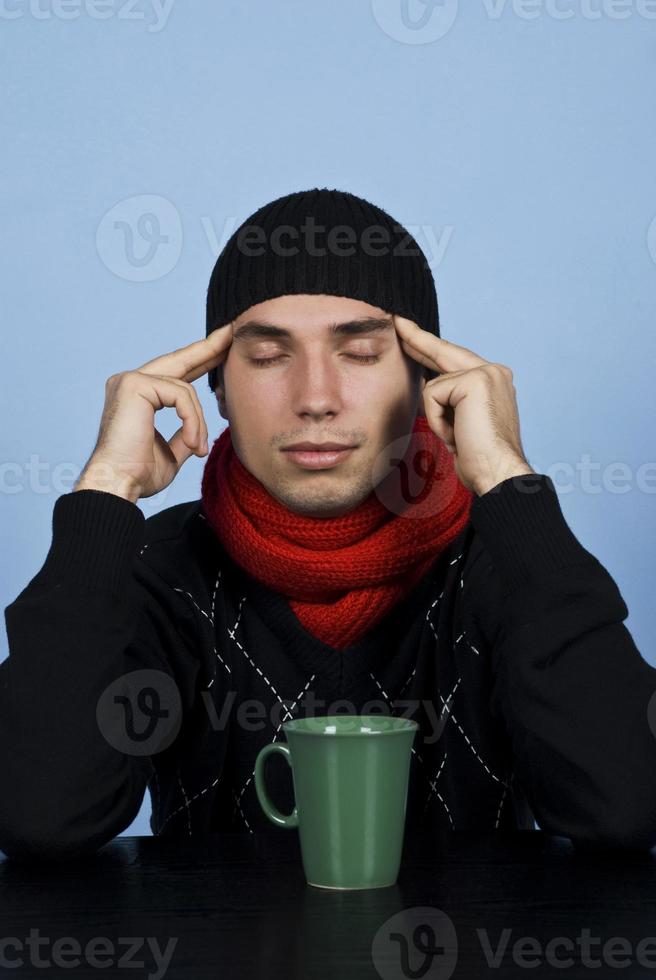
left=248, top=353, right=381, bottom=367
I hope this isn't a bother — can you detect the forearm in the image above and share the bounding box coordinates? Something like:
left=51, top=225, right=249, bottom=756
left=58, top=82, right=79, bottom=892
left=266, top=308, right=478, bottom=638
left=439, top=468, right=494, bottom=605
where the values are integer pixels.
left=491, top=565, right=656, bottom=849
left=0, top=491, right=152, bottom=860
left=466, top=473, right=656, bottom=849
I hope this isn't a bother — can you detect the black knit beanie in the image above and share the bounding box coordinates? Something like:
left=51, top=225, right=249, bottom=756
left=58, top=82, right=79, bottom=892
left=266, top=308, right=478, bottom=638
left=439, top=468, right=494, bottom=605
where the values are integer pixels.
left=205, top=187, right=440, bottom=392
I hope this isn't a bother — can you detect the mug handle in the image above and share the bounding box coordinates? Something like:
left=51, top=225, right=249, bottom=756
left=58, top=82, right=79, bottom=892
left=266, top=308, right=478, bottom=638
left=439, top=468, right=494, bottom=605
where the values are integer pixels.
left=254, top=742, right=299, bottom=829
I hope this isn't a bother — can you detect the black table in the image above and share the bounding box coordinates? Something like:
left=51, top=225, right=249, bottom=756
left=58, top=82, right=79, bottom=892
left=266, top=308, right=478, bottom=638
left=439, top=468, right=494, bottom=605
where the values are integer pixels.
left=1, top=830, right=655, bottom=979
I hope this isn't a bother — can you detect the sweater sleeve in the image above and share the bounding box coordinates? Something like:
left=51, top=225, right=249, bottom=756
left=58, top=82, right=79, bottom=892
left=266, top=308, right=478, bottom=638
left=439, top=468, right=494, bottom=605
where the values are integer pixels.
left=462, top=472, right=656, bottom=851
left=0, top=490, right=202, bottom=863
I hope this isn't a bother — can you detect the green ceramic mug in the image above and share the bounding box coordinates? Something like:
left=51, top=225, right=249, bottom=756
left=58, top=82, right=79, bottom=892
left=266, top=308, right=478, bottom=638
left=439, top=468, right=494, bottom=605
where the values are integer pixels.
left=253, top=714, right=418, bottom=890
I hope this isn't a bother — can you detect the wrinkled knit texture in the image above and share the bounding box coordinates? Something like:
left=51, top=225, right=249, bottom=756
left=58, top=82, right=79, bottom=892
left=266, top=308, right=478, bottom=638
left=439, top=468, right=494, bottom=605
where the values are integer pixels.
left=2, top=476, right=656, bottom=861
left=205, top=187, right=441, bottom=392
left=200, top=415, right=474, bottom=649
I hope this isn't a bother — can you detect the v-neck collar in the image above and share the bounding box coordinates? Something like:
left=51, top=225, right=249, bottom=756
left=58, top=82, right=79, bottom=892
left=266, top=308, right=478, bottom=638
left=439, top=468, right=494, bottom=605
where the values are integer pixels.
left=216, top=537, right=453, bottom=691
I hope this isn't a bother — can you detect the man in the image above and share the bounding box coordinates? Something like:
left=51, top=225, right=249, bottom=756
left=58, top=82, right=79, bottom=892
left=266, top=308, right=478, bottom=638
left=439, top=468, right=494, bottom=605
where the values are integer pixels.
left=1, top=187, right=655, bottom=862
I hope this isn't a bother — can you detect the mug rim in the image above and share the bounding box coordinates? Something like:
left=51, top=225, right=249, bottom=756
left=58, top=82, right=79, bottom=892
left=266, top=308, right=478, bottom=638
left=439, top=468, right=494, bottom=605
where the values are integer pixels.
left=282, top=714, right=419, bottom=737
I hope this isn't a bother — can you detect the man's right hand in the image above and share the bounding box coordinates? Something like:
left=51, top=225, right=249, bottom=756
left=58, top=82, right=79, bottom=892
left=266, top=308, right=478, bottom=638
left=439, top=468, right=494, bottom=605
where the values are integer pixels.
left=74, top=324, right=233, bottom=503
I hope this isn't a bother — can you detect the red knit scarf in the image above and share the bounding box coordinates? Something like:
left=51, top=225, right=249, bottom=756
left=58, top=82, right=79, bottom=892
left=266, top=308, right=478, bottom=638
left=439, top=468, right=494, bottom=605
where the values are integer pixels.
left=200, top=415, right=474, bottom=649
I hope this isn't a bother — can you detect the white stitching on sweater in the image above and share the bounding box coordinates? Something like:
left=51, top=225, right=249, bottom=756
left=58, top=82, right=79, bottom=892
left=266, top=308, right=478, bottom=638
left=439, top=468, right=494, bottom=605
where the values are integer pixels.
left=421, top=749, right=454, bottom=828
left=172, top=576, right=227, bottom=689
left=455, top=631, right=480, bottom=656
left=369, top=671, right=390, bottom=702
left=230, top=597, right=245, bottom=633
left=439, top=690, right=507, bottom=786
left=204, top=572, right=225, bottom=689
left=369, top=669, right=438, bottom=798
left=232, top=789, right=253, bottom=834
left=397, top=666, right=416, bottom=699
left=426, top=589, right=444, bottom=641
left=412, top=745, right=455, bottom=829
left=271, top=673, right=316, bottom=740
left=495, top=770, right=513, bottom=829
left=369, top=669, right=402, bottom=712
left=172, top=587, right=214, bottom=628
left=227, top=596, right=292, bottom=717
left=211, top=569, right=221, bottom=624
left=162, top=608, right=310, bottom=838
left=177, top=771, right=192, bottom=836
left=213, top=645, right=231, bottom=677
left=231, top=674, right=316, bottom=826
left=439, top=677, right=461, bottom=721
left=457, top=572, right=481, bottom=656
left=424, top=750, right=447, bottom=804
left=157, top=774, right=222, bottom=834
left=156, top=533, right=505, bottom=838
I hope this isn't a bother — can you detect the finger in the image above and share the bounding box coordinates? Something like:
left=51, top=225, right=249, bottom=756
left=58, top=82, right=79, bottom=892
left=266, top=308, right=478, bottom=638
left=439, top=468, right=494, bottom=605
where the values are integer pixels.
left=401, top=339, right=469, bottom=380
left=182, top=378, right=209, bottom=448
left=431, top=418, right=456, bottom=451
left=167, top=425, right=198, bottom=469
left=182, top=349, right=231, bottom=385
left=394, top=315, right=488, bottom=373
left=179, top=326, right=234, bottom=383
left=137, top=323, right=233, bottom=382
left=136, top=376, right=206, bottom=456
left=400, top=338, right=440, bottom=374
left=421, top=388, right=455, bottom=449
left=141, top=374, right=207, bottom=452
left=152, top=426, right=195, bottom=472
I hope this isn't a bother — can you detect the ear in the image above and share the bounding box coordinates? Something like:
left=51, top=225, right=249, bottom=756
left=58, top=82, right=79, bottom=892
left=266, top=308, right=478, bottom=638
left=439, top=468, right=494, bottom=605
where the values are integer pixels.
left=214, top=365, right=229, bottom=421
left=215, top=388, right=229, bottom=421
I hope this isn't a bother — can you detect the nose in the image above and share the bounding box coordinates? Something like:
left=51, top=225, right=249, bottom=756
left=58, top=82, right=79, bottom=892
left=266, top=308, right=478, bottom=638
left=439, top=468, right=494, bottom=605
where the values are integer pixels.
left=289, top=352, right=345, bottom=422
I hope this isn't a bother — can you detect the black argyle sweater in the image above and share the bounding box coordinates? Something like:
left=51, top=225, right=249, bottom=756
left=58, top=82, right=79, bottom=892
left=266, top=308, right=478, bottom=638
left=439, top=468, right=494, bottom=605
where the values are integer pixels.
left=2, top=473, right=656, bottom=862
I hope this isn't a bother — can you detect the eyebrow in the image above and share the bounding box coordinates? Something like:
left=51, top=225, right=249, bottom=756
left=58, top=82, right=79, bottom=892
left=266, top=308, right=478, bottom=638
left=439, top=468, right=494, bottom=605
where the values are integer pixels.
left=232, top=315, right=394, bottom=342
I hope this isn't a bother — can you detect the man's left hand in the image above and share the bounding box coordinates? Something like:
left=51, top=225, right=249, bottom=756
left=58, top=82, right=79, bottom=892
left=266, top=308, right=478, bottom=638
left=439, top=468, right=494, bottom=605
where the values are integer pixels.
left=394, top=315, right=536, bottom=497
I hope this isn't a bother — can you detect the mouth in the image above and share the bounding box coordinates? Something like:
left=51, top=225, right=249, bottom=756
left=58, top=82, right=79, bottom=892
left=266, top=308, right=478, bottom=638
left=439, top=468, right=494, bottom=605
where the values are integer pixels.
left=281, top=444, right=357, bottom=470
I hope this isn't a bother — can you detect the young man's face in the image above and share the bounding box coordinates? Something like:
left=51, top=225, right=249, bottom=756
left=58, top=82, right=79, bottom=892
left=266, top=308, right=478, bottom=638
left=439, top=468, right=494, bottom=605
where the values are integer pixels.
left=214, top=294, right=425, bottom=518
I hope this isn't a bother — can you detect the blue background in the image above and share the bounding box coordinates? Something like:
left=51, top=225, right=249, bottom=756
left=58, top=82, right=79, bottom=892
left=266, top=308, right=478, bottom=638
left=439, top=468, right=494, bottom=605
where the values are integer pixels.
left=2, top=0, right=655, bottom=838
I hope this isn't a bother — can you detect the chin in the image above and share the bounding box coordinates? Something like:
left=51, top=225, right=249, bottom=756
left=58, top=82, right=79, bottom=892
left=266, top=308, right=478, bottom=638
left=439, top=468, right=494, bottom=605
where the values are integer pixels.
left=273, top=482, right=367, bottom=519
